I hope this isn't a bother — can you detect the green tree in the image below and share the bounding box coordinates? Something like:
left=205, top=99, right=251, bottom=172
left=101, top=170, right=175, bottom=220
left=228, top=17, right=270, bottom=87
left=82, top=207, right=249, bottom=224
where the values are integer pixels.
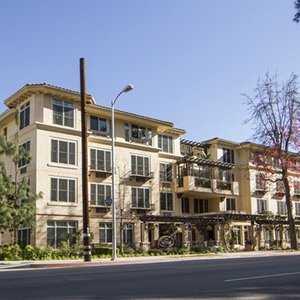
left=0, top=136, right=41, bottom=244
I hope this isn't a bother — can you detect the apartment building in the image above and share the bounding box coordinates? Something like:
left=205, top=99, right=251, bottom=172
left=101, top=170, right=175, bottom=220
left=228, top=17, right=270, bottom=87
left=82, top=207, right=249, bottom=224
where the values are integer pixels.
left=0, top=83, right=185, bottom=249
left=1, top=83, right=300, bottom=250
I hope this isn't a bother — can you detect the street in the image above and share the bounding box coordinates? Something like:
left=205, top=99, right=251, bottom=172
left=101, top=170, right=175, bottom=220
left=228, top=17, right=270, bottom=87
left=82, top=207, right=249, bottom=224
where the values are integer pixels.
left=1, top=255, right=300, bottom=299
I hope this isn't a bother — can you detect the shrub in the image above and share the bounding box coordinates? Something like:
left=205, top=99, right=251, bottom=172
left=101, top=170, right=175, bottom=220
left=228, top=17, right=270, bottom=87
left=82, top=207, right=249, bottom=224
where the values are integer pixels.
left=92, top=244, right=113, bottom=257
left=0, top=244, right=22, bottom=261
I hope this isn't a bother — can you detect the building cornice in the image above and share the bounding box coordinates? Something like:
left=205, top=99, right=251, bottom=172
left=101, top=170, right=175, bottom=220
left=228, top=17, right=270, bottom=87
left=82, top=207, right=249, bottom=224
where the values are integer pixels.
left=4, top=83, right=95, bottom=108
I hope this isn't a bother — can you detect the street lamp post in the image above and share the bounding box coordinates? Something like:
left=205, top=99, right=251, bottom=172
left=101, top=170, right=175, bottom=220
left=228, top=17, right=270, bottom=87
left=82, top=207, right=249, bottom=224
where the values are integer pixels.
left=111, top=84, right=134, bottom=261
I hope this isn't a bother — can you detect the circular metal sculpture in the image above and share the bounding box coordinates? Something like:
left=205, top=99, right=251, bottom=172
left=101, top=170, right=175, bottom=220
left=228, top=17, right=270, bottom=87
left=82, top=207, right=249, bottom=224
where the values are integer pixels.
left=158, top=235, right=175, bottom=249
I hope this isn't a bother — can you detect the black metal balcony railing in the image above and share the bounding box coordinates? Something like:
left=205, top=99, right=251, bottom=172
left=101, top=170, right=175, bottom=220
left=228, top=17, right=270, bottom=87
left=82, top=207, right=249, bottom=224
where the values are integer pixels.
left=130, top=137, right=152, bottom=145
left=130, top=171, right=154, bottom=182
left=194, top=177, right=211, bottom=188
left=216, top=180, right=232, bottom=191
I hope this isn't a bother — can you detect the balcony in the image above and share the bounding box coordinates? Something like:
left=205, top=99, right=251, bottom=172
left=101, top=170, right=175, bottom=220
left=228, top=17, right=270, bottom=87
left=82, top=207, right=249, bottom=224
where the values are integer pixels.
left=130, top=136, right=152, bottom=145
left=176, top=176, right=239, bottom=197
left=89, top=168, right=112, bottom=178
left=131, top=203, right=155, bottom=213
left=129, top=171, right=154, bottom=182
left=294, top=189, right=300, bottom=199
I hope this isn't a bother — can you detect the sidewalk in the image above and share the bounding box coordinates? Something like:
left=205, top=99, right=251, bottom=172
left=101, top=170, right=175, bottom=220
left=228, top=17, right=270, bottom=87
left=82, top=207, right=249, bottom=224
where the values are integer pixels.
left=1, top=250, right=300, bottom=271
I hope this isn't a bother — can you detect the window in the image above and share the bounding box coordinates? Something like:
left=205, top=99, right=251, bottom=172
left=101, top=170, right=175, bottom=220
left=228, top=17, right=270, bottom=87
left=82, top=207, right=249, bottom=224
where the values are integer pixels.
left=158, top=135, right=173, bottom=153
left=160, top=163, right=172, bottom=182
left=272, top=157, right=280, bottom=168
left=226, top=198, right=236, bottom=211
left=51, top=139, right=76, bottom=165
left=99, top=223, right=112, bottom=243
left=90, top=183, right=112, bottom=206
left=294, top=181, right=300, bottom=195
left=90, top=149, right=111, bottom=172
left=232, top=226, right=242, bottom=245
left=131, top=155, right=150, bottom=177
left=257, top=199, right=267, bottom=214
left=123, top=223, right=133, bottom=246
left=194, top=199, right=208, bottom=214
left=47, top=220, right=77, bottom=248
left=256, top=174, right=266, bottom=190
left=18, top=141, right=30, bottom=173
left=264, top=229, right=274, bottom=242
left=18, top=228, right=31, bottom=247
left=276, top=181, right=284, bottom=193
left=182, top=198, right=190, bottom=213
left=160, top=192, right=173, bottom=211
left=222, top=148, right=234, bottom=164
left=124, top=123, right=152, bottom=145
left=19, top=102, right=30, bottom=130
left=53, top=99, right=74, bottom=127
left=131, top=187, right=150, bottom=209
left=277, top=201, right=287, bottom=215
left=51, top=178, right=76, bottom=203
left=90, top=116, right=109, bottom=134
left=295, top=202, right=300, bottom=216
left=191, top=164, right=211, bottom=178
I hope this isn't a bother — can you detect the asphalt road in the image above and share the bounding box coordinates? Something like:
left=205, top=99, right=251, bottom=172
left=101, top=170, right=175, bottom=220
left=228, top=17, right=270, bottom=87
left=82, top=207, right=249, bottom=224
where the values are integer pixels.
left=1, top=255, right=300, bottom=300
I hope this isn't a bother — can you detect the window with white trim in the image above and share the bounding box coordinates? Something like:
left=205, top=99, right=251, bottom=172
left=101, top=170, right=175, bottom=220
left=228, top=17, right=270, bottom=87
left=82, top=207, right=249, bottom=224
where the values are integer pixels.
left=160, top=163, right=172, bottom=182
left=294, top=181, right=300, bottom=195
left=19, top=102, right=30, bottom=130
left=99, top=223, right=112, bottom=243
left=90, top=116, right=110, bottom=134
left=123, top=223, right=133, bottom=246
left=257, top=199, right=267, bottom=214
left=51, top=139, right=76, bottom=165
left=51, top=177, right=76, bottom=203
left=160, top=192, right=173, bottom=211
left=131, top=155, right=150, bottom=177
left=277, top=201, right=287, bottom=215
left=256, top=174, right=266, bottom=190
left=226, top=198, right=236, bottom=211
left=18, top=141, right=31, bottom=173
left=90, top=149, right=111, bottom=172
left=295, top=202, right=300, bottom=216
left=90, top=183, right=112, bottom=206
left=47, top=220, right=77, bottom=248
left=53, top=99, right=74, bottom=127
left=158, top=135, right=173, bottom=153
left=131, top=187, right=150, bottom=209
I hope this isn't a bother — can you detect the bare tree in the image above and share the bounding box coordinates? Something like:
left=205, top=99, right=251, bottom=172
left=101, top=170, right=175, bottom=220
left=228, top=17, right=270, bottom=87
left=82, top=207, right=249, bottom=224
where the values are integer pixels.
left=244, top=73, right=300, bottom=250
left=294, top=0, right=300, bottom=22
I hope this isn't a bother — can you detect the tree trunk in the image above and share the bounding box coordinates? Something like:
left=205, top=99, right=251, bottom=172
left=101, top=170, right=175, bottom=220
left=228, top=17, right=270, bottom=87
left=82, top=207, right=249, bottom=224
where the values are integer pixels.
left=282, top=168, right=298, bottom=250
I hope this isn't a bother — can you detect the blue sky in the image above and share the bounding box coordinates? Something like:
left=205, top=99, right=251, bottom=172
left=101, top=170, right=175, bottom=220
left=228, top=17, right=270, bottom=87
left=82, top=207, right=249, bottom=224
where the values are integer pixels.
left=0, top=1, right=299, bottom=142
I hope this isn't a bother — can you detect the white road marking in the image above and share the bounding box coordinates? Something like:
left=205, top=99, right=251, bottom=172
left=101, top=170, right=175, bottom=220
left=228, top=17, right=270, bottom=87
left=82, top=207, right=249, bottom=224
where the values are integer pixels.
left=225, top=271, right=300, bottom=282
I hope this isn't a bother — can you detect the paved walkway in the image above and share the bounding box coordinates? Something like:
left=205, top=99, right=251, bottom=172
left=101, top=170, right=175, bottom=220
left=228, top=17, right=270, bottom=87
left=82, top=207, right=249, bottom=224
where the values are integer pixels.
left=1, top=250, right=300, bottom=271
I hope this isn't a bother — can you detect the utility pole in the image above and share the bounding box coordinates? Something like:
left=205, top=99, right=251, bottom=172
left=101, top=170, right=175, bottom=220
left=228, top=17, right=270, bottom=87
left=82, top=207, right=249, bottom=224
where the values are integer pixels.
left=80, top=58, right=92, bottom=262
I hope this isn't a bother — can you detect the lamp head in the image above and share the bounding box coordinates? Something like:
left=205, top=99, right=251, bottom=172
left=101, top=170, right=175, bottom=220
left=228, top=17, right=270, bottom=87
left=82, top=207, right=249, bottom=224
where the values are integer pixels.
left=122, top=84, right=134, bottom=93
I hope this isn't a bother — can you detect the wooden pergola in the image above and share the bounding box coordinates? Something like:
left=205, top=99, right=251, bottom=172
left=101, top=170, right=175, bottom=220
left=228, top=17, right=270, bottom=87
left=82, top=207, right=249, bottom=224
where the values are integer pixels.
left=140, top=213, right=300, bottom=226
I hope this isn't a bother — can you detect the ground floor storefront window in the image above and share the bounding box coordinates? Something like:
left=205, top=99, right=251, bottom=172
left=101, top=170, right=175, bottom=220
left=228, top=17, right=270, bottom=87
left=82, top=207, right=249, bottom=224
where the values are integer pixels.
left=47, top=220, right=78, bottom=248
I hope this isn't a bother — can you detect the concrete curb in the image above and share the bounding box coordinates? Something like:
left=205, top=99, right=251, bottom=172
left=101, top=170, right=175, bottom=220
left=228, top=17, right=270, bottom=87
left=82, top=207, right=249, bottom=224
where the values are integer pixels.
left=1, top=250, right=300, bottom=271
